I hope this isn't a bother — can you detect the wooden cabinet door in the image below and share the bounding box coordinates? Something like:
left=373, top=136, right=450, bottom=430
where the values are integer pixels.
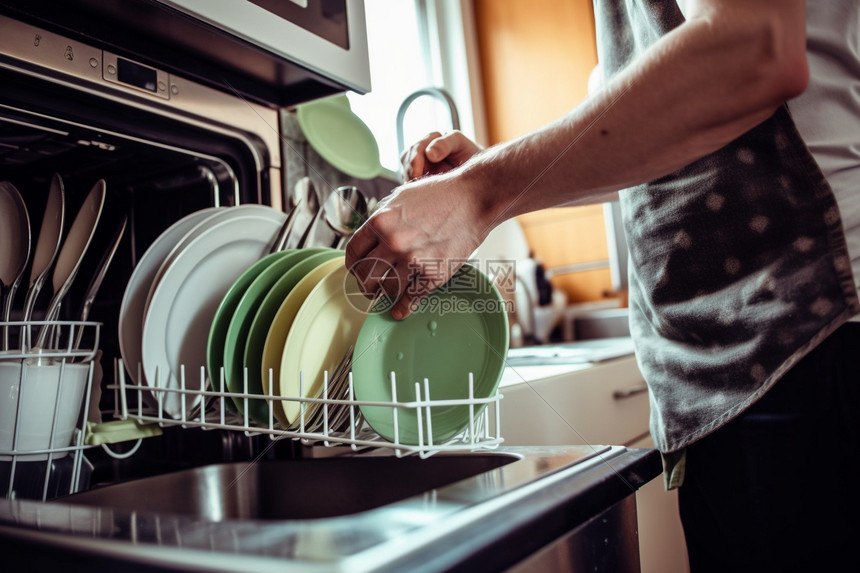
left=473, top=0, right=619, bottom=304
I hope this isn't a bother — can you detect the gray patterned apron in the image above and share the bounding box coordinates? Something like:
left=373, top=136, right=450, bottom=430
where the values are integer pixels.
left=592, top=0, right=860, bottom=456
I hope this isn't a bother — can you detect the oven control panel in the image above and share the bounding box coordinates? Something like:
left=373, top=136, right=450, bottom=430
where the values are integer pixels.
left=0, top=14, right=103, bottom=84
left=0, top=14, right=282, bottom=169
left=0, top=15, right=170, bottom=100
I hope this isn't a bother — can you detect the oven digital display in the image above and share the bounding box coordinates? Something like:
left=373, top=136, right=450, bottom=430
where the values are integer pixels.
left=117, top=58, right=158, bottom=92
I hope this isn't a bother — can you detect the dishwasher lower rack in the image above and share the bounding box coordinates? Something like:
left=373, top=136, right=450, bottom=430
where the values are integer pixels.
left=110, top=360, right=504, bottom=458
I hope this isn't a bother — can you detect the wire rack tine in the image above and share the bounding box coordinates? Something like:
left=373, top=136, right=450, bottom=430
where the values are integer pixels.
left=109, top=357, right=503, bottom=458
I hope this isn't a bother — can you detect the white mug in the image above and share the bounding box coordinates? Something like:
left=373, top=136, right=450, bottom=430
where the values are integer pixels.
left=0, top=359, right=91, bottom=461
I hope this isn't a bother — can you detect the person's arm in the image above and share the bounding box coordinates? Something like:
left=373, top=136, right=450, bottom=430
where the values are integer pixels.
left=347, top=0, right=808, bottom=319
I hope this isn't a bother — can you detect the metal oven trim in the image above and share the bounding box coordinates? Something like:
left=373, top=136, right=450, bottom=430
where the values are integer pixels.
left=0, top=14, right=283, bottom=208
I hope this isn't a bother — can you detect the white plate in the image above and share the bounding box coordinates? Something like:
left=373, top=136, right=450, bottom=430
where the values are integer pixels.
left=118, top=207, right=220, bottom=386
left=143, top=205, right=274, bottom=320
left=279, top=263, right=366, bottom=427
left=141, top=205, right=285, bottom=418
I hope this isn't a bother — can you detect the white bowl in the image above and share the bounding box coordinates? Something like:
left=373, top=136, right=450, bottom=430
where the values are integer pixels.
left=0, top=360, right=91, bottom=461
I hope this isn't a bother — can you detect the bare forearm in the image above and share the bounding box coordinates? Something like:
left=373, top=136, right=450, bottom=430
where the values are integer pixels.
left=345, top=0, right=808, bottom=319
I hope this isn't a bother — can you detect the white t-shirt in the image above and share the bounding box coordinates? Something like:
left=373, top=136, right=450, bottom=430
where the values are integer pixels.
left=677, top=0, right=860, bottom=315
left=787, top=1, right=860, bottom=317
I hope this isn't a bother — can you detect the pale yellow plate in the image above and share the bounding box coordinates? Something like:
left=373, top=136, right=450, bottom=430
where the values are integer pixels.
left=278, top=264, right=366, bottom=428
left=261, top=257, right=344, bottom=424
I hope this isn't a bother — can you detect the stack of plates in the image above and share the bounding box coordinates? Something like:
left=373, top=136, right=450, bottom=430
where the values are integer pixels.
left=120, top=206, right=509, bottom=444
left=209, top=247, right=358, bottom=427
left=119, top=205, right=289, bottom=419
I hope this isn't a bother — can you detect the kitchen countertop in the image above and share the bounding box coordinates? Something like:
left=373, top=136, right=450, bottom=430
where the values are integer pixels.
left=501, top=337, right=637, bottom=388
left=0, top=445, right=660, bottom=572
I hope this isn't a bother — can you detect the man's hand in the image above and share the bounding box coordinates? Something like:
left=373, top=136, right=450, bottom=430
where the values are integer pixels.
left=401, top=130, right=482, bottom=180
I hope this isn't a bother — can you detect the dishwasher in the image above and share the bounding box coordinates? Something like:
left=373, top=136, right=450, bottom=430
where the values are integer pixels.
left=0, top=2, right=660, bottom=571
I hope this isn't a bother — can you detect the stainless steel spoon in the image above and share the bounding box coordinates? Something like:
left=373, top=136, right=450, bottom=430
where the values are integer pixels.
left=323, top=186, right=368, bottom=249
left=23, top=173, right=65, bottom=321
left=0, top=181, right=31, bottom=349
left=34, top=180, right=106, bottom=350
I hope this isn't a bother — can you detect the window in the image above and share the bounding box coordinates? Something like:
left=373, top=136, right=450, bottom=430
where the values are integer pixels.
left=347, top=0, right=484, bottom=174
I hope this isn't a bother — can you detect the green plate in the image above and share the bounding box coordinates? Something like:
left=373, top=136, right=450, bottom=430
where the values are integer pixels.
left=224, top=248, right=331, bottom=419
left=244, top=250, right=344, bottom=423
left=352, top=265, right=509, bottom=445
left=296, top=94, right=382, bottom=180
left=206, top=250, right=295, bottom=394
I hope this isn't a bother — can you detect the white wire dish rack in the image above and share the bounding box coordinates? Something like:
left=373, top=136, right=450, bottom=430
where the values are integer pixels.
left=0, top=321, right=101, bottom=501
left=113, top=359, right=504, bottom=458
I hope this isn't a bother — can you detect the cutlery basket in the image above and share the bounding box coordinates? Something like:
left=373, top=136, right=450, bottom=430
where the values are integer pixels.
left=0, top=321, right=101, bottom=500
left=112, top=359, right=504, bottom=458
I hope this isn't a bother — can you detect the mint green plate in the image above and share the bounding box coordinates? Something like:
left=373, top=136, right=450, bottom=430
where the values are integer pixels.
left=224, top=248, right=332, bottom=420
left=243, top=249, right=343, bottom=423
left=206, top=250, right=295, bottom=394
left=296, top=94, right=382, bottom=180
left=352, top=265, right=509, bottom=445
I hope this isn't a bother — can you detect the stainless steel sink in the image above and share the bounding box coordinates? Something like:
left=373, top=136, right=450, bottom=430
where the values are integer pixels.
left=60, top=453, right=518, bottom=520
left=1, top=446, right=661, bottom=572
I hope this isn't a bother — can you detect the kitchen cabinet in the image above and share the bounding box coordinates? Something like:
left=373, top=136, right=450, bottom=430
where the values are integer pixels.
left=631, top=436, right=691, bottom=573
left=473, top=0, right=596, bottom=142
left=500, top=356, right=649, bottom=446
left=499, top=350, right=689, bottom=573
